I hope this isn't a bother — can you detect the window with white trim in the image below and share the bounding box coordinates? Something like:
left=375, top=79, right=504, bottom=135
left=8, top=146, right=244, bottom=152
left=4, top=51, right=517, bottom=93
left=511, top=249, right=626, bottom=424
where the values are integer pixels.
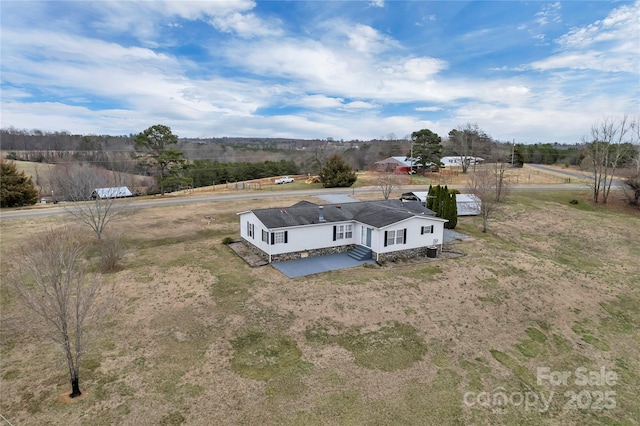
left=345, top=224, right=353, bottom=238
left=333, top=224, right=353, bottom=240
left=273, top=231, right=286, bottom=244
left=262, top=229, right=268, bottom=242
left=247, top=222, right=254, bottom=238
left=385, top=229, right=406, bottom=246
left=386, top=230, right=396, bottom=246
left=421, top=225, right=434, bottom=234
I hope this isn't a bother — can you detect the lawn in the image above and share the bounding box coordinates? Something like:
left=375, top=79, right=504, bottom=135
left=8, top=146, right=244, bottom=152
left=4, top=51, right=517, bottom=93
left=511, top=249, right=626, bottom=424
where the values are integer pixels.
left=0, top=190, right=638, bottom=425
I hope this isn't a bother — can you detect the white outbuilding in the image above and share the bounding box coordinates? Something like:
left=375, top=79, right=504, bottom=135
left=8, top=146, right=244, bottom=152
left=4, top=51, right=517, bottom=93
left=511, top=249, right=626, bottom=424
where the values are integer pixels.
left=400, top=192, right=481, bottom=216
left=91, top=187, right=133, bottom=199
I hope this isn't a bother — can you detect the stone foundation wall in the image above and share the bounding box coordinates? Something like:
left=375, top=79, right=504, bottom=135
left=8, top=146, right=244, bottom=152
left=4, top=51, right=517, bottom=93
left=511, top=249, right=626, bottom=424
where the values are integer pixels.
left=271, top=244, right=356, bottom=262
left=240, top=239, right=357, bottom=263
left=374, top=246, right=439, bottom=262
left=240, top=238, right=269, bottom=262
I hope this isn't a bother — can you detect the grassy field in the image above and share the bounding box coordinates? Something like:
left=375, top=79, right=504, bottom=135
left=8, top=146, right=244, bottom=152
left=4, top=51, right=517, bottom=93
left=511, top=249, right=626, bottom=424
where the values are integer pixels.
left=0, top=189, right=639, bottom=425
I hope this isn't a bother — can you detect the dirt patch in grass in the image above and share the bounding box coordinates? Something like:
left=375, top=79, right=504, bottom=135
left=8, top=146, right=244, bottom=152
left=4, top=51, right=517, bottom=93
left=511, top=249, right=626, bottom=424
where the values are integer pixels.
left=56, top=391, right=90, bottom=403
left=305, top=320, right=428, bottom=371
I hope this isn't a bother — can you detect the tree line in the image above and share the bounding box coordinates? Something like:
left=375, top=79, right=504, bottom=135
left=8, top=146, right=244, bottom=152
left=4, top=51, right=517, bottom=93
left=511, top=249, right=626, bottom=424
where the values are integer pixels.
left=188, top=159, right=299, bottom=187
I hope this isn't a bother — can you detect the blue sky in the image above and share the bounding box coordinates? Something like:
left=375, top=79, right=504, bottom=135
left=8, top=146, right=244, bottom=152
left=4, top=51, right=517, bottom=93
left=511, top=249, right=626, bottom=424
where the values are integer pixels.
left=1, top=1, right=638, bottom=143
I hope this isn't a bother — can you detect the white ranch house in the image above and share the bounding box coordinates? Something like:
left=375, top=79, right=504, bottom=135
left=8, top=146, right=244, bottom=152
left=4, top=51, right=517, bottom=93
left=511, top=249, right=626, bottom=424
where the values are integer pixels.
left=441, top=156, right=484, bottom=167
left=237, top=200, right=447, bottom=263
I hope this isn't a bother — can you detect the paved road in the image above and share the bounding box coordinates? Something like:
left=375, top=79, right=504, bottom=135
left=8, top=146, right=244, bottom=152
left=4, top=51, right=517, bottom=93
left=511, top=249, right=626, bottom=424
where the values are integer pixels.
left=525, top=163, right=592, bottom=180
left=0, top=183, right=594, bottom=221
left=525, top=163, right=626, bottom=189
left=0, top=187, right=378, bottom=220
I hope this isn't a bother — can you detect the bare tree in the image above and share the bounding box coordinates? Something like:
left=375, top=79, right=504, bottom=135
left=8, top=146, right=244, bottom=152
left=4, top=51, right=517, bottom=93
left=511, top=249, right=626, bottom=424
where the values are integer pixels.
left=467, top=166, right=502, bottom=233
left=52, top=163, right=133, bottom=243
left=375, top=172, right=401, bottom=200
left=448, top=123, right=479, bottom=173
left=447, top=123, right=493, bottom=173
left=583, top=116, right=637, bottom=204
left=491, top=144, right=512, bottom=202
left=312, top=139, right=331, bottom=172
left=621, top=143, right=640, bottom=209
left=7, top=226, right=104, bottom=398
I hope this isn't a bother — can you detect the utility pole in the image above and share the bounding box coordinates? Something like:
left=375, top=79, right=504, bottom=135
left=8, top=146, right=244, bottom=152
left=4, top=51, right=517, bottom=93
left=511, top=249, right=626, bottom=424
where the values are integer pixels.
left=511, top=139, right=515, bottom=166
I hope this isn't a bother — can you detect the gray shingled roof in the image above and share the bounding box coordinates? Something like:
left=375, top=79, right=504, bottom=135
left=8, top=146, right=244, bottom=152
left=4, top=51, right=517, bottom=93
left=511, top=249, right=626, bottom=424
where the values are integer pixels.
left=252, top=200, right=435, bottom=229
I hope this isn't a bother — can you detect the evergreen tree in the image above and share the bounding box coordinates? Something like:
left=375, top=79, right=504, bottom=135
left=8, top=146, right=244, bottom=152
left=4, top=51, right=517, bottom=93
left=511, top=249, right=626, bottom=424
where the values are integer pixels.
left=440, top=186, right=448, bottom=217
left=442, top=190, right=450, bottom=227
left=411, top=128, right=443, bottom=174
left=445, top=192, right=458, bottom=229
left=426, top=185, right=434, bottom=210
left=0, top=160, right=39, bottom=207
left=319, top=154, right=357, bottom=188
left=134, top=125, right=185, bottom=195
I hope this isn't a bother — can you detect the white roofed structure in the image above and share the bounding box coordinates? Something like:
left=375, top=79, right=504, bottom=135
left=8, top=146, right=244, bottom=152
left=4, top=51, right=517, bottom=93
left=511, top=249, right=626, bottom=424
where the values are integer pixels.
left=91, top=187, right=133, bottom=199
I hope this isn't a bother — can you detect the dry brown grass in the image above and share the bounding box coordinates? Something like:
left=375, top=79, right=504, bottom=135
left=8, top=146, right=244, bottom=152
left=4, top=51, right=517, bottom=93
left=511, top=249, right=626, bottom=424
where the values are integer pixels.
left=1, top=190, right=639, bottom=425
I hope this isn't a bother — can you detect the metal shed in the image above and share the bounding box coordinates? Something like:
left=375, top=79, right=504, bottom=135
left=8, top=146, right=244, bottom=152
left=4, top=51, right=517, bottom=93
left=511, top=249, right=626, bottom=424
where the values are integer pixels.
left=401, top=192, right=481, bottom=216
left=91, top=187, right=133, bottom=199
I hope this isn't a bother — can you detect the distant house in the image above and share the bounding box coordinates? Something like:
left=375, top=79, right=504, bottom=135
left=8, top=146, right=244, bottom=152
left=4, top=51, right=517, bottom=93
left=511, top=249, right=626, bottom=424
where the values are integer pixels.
left=401, top=192, right=481, bottom=216
left=440, top=156, right=484, bottom=168
left=374, top=156, right=420, bottom=173
left=91, top=187, right=133, bottom=199
left=237, top=200, right=447, bottom=263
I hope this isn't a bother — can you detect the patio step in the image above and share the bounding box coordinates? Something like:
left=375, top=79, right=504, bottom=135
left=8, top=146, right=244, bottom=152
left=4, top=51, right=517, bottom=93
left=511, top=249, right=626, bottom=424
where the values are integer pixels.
left=348, top=245, right=372, bottom=261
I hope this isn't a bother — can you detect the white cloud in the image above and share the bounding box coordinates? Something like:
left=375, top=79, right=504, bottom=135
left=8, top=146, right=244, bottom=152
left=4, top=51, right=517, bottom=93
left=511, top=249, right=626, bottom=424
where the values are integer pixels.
left=209, top=12, right=283, bottom=38
left=414, top=14, right=436, bottom=27
left=529, top=2, right=639, bottom=73
left=89, top=0, right=269, bottom=42
left=1, top=1, right=637, bottom=143
left=161, top=0, right=256, bottom=20
left=294, top=95, right=345, bottom=109
left=535, top=2, right=562, bottom=26
left=346, top=24, right=397, bottom=54
left=557, top=1, right=638, bottom=49
left=369, top=0, right=384, bottom=8
left=530, top=50, right=636, bottom=73
left=342, top=101, right=379, bottom=110
left=415, top=106, right=441, bottom=112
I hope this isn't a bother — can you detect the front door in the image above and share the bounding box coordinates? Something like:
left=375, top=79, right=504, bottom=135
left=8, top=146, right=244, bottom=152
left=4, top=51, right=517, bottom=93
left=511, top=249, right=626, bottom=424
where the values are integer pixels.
left=361, top=227, right=372, bottom=247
